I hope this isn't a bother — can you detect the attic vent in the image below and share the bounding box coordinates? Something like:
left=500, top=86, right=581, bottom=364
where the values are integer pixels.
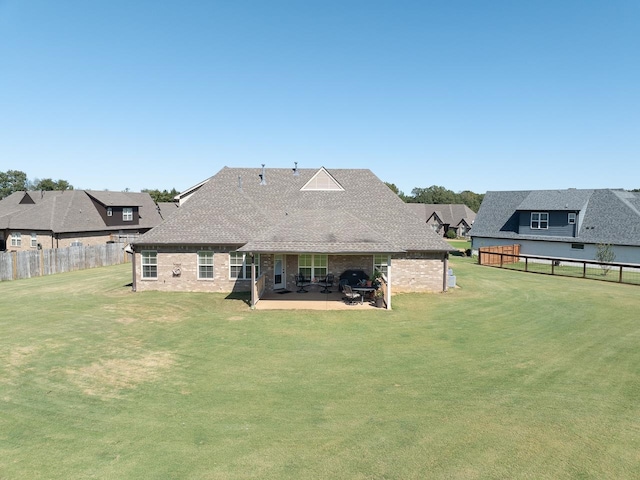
left=259, top=164, right=267, bottom=186
left=300, top=167, right=344, bottom=191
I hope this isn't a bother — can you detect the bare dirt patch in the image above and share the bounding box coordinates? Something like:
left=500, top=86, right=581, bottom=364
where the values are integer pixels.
left=227, top=316, right=245, bottom=321
left=66, top=351, right=174, bottom=399
left=9, top=345, right=39, bottom=368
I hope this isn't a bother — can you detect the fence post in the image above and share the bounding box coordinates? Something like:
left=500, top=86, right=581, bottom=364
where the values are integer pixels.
left=619, top=266, right=623, bottom=283
left=12, top=251, right=17, bottom=280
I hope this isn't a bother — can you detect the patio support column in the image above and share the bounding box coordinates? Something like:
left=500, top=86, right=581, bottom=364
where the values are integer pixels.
left=250, top=253, right=256, bottom=309
left=386, top=254, right=392, bottom=310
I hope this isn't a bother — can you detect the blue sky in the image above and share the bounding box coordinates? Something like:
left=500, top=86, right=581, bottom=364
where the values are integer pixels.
left=1, top=1, right=639, bottom=196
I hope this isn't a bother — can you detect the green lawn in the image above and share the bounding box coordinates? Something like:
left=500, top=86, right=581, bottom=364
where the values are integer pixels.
left=447, top=239, right=471, bottom=251
left=1, top=259, right=640, bottom=479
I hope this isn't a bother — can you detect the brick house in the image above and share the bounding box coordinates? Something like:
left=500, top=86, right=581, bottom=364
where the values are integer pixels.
left=131, top=166, right=455, bottom=308
left=0, top=190, right=169, bottom=251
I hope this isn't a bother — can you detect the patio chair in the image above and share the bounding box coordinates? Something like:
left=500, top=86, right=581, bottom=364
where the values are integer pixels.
left=318, top=273, right=334, bottom=293
left=342, top=284, right=361, bottom=305
left=295, top=274, right=311, bottom=293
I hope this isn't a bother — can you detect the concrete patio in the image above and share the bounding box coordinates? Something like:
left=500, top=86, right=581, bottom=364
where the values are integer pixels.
left=254, top=285, right=384, bottom=310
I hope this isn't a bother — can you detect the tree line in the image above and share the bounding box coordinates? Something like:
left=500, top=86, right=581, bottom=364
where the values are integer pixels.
left=0, top=169, right=178, bottom=203
left=0, top=170, right=73, bottom=199
left=385, top=182, right=485, bottom=212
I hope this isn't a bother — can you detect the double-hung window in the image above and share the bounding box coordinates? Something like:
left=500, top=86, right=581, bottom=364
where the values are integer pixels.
left=141, top=251, right=158, bottom=279
left=229, top=252, right=259, bottom=279
left=11, top=232, right=21, bottom=247
left=123, top=207, right=133, bottom=221
left=298, top=254, right=327, bottom=281
left=31, top=233, right=37, bottom=248
left=107, top=207, right=113, bottom=217
left=198, top=251, right=214, bottom=279
left=568, top=213, right=576, bottom=224
left=373, top=254, right=389, bottom=278
left=531, top=212, right=548, bottom=229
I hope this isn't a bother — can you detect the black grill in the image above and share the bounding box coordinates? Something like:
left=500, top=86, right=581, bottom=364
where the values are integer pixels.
left=338, top=269, right=369, bottom=290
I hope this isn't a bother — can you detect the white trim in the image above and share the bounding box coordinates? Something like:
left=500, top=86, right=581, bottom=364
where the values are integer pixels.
left=300, top=167, right=344, bottom=191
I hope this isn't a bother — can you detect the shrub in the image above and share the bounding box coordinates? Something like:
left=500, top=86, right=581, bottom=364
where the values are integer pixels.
left=445, top=229, right=457, bottom=239
left=596, top=243, right=615, bottom=275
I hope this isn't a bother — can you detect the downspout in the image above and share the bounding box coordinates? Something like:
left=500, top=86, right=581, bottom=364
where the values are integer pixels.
left=443, top=252, right=449, bottom=292
left=130, top=244, right=137, bottom=292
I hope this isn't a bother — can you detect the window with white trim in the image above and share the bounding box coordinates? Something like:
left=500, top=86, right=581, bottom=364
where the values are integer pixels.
left=568, top=213, right=576, bottom=224
left=107, top=207, right=113, bottom=217
left=373, top=254, right=389, bottom=277
left=531, top=212, right=548, bottom=229
left=229, top=252, right=259, bottom=279
left=123, top=207, right=133, bottom=221
left=141, top=251, right=158, bottom=279
left=298, top=254, right=327, bottom=281
left=11, top=232, right=21, bottom=247
left=198, top=251, right=214, bottom=279
left=31, top=233, right=37, bottom=248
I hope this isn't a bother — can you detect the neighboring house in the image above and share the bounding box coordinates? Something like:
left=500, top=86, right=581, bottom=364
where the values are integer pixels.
left=406, top=203, right=476, bottom=237
left=131, top=166, right=455, bottom=306
left=0, top=190, right=168, bottom=251
left=471, top=188, right=640, bottom=264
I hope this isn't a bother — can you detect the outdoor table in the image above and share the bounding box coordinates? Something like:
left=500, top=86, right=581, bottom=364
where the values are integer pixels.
left=351, top=286, right=376, bottom=304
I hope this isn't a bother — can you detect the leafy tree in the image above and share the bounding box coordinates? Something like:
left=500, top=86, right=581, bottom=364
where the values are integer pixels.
left=457, top=190, right=485, bottom=212
left=405, top=184, right=484, bottom=212
left=142, top=188, right=180, bottom=203
left=0, top=170, right=28, bottom=199
left=384, top=182, right=409, bottom=201
left=32, top=178, right=74, bottom=191
left=411, top=185, right=456, bottom=204
left=595, top=243, right=615, bottom=275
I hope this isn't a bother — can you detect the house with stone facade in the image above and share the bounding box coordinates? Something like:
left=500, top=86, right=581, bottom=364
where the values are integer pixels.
left=0, top=190, right=168, bottom=251
left=406, top=203, right=476, bottom=238
left=130, top=166, right=455, bottom=308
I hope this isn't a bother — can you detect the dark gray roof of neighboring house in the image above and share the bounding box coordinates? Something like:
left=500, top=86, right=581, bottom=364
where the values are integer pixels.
left=472, top=188, right=640, bottom=246
left=406, top=203, right=476, bottom=227
left=136, top=167, right=454, bottom=253
left=516, top=189, right=593, bottom=211
left=0, top=190, right=164, bottom=233
left=86, top=191, right=145, bottom=206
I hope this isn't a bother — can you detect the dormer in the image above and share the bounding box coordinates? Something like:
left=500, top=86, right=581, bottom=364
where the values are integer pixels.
left=86, top=191, right=141, bottom=226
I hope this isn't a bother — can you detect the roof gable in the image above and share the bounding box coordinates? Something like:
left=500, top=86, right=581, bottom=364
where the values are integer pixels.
left=300, top=167, right=344, bottom=191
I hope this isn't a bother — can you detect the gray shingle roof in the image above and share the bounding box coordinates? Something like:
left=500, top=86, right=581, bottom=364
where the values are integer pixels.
left=472, top=188, right=640, bottom=246
left=406, top=203, right=476, bottom=226
left=516, top=189, right=593, bottom=211
left=0, top=190, right=164, bottom=233
left=136, top=167, right=454, bottom=253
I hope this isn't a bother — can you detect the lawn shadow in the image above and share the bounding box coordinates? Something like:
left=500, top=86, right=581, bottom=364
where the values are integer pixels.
left=225, top=292, right=251, bottom=306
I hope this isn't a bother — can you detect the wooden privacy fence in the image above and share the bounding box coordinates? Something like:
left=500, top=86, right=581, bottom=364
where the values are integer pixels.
left=0, top=243, right=131, bottom=281
left=478, top=244, right=521, bottom=265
